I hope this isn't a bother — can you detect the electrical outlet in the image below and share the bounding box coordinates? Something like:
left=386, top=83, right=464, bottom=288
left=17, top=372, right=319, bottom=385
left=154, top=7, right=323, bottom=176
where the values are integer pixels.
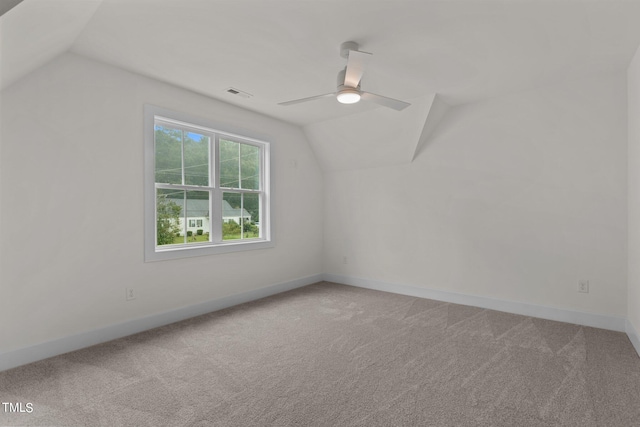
left=578, top=280, right=589, bottom=293
left=126, top=287, right=136, bottom=301
left=343, top=256, right=348, bottom=265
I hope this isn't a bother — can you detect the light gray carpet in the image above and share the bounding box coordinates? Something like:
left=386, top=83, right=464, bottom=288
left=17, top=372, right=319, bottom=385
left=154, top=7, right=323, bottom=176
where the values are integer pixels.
left=1, top=281, right=640, bottom=426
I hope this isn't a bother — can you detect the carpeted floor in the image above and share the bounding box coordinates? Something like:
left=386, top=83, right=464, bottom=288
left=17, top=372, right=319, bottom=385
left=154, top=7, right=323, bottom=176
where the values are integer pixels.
left=1, top=281, right=640, bottom=426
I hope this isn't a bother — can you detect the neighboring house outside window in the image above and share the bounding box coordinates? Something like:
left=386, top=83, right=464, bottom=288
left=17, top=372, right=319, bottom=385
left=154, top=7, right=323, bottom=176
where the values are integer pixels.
left=144, top=105, right=272, bottom=261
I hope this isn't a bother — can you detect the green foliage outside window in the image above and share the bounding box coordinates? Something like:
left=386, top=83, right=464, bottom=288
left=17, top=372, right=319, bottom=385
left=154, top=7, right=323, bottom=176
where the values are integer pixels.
left=220, top=139, right=260, bottom=221
left=223, top=220, right=241, bottom=238
left=156, top=195, right=181, bottom=245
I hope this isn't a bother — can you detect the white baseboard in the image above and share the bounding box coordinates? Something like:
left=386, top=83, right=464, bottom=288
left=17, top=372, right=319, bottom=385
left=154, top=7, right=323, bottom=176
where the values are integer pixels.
left=3, top=273, right=634, bottom=373
left=324, top=273, right=627, bottom=333
left=627, top=319, right=640, bottom=358
left=0, top=274, right=323, bottom=372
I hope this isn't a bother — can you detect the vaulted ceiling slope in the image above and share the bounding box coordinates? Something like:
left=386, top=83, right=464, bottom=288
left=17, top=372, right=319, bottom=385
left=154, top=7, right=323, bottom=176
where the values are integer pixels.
left=0, top=0, right=24, bottom=17
left=0, top=0, right=103, bottom=91
left=3, top=0, right=640, bottom=170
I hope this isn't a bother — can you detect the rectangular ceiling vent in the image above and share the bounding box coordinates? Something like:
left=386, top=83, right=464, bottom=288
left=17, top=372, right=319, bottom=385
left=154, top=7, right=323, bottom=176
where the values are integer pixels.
left=226, top=87, right=253, bottom=99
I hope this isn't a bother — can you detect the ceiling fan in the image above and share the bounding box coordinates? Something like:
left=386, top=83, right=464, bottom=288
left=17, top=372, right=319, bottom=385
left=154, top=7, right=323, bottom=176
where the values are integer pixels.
left=278, top=41, right=411, bottom=111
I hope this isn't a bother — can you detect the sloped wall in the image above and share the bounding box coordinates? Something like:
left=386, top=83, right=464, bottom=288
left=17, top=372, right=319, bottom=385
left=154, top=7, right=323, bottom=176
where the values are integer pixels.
left=324, top=72, right=628, bottom=318
left=0, top=53, right=324, bottom=353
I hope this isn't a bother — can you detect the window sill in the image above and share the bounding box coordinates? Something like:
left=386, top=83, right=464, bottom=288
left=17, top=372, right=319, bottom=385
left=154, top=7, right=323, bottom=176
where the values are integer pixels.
left=145, top=239, right=275, bottom=262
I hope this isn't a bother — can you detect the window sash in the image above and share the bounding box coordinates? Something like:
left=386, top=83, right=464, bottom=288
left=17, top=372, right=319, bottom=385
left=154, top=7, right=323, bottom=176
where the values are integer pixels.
left=154, top=184, right=263, bottom=247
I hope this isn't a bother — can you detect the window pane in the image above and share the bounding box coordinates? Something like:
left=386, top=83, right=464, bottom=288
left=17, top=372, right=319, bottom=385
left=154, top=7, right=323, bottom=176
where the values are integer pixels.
left=243, top=193, right=260, bottom=238
left=157, top=188, right=184, bottom=246
left=185, top=191, right=210, bottom=244
left=155, top=125, right=182, bottom=184
left=220, top=139, right=240, bottom=188
left=222, top=192, right=259, bottom=240
left=222, top=192, right=242, bottom=240
left=240, top=143, right=260, bottom=190
left=184, top=132, right=210, bottom=186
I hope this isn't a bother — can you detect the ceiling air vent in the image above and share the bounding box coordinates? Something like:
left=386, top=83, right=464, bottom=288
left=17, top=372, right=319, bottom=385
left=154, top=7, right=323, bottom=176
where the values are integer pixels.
left=226, top=87, right=253, bottom=99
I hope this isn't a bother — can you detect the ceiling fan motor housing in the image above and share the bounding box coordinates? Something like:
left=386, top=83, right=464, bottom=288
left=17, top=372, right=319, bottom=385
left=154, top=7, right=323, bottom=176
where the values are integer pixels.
left=337, top=68, right=355, bottom=87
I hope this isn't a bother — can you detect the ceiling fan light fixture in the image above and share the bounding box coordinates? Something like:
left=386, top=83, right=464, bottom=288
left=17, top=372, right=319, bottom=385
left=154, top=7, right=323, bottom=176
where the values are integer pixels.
left=278, top=41, right=411, bottom=111
left=337, top=88, right=361, bottom=104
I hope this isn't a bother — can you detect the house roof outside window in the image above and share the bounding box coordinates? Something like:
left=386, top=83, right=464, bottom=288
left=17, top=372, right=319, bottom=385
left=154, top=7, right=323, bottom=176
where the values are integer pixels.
left=168, top=198, right=251, bottom=221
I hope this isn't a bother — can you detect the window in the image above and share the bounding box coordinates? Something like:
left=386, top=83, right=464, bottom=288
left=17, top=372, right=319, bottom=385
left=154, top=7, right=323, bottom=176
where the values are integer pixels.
left=144, top=105, right=272, bottom=261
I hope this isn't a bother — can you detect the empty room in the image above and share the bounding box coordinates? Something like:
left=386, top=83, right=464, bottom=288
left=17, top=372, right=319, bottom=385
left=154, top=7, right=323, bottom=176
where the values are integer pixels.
left=2, top=0, right=640, bottom=425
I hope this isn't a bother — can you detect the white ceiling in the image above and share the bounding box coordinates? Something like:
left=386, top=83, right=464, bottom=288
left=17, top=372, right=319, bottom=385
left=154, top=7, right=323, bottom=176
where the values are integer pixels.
left=3, top=0, right=640, bottom=169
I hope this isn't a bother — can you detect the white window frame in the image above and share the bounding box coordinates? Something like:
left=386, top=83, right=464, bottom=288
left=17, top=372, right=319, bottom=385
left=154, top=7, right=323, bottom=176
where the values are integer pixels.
left=144, top=105, right=273, bottom=262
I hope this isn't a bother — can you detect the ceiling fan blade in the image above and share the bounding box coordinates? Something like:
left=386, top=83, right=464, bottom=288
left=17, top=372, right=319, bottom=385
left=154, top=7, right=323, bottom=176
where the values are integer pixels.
left=344, top=50, right=371, bottom=88
left=360, top=92, right=411, bottom=111
left=278, top=93, right=335, bottom=106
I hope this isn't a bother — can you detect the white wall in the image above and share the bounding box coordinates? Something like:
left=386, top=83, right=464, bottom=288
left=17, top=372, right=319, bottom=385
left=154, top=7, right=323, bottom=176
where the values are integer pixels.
left=628, top=46, right=640, bottom=342
left=324, top=72, right=628, bottom=318
left=0, top=53, right=324, bottom=353
left=0, top=49, right=633, bottom=359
